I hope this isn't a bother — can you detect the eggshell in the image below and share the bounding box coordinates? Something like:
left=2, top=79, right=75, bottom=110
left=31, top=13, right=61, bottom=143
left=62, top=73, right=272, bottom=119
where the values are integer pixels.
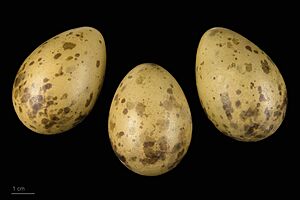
left=12, top=27, right=106, bottom=134
left=108, top=63, right=192, bottom=176
left=196, top=27, right=287, bottom=141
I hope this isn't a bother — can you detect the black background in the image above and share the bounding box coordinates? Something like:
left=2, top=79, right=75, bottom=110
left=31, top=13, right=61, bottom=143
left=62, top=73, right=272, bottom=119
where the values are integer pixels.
left=2, top=2, right=299, bottom=198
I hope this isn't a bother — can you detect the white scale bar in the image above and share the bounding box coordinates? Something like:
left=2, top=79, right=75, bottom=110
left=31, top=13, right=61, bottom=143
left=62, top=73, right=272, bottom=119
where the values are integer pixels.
left=11, top=193, right=35, bottom=195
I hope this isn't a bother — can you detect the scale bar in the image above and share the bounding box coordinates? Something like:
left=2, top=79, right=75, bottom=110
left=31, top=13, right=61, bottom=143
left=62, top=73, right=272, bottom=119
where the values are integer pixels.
left=11, top=193, right=35, bottom=195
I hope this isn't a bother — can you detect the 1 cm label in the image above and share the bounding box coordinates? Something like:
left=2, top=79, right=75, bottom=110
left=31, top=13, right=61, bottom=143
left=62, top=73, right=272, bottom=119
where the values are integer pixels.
left=12, top=186, right=26, bottom=192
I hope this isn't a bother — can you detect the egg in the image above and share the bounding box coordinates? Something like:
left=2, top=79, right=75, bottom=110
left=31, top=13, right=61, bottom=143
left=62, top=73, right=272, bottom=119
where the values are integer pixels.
left=108, top=63, right=192, bottom=176
left=196, top=27, right=287, bottom=142
left=12, top=27, right=106, bottom=134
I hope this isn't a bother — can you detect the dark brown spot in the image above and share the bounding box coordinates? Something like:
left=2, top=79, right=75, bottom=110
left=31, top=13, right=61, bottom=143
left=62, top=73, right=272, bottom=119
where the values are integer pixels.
left=61, top=93, right=68, bottom=100
left=258, top=86, right=262, bottom=93
left=66, top=56, right=73, bottom=61
left=245, top=45, right=252, bottom=52
left=236, top=89, right=241, bottom=95
left=54, top=53, right=61, bottom=59
left=123, top=108, right=128, bottom=115
left=261, top=59, right=270, bottom=74
left=42, top=83, right=52, bottom=92
left=110, top=121, right=116, bottom=131
left=29, top=61, right=34, bottom=66
left=43, top=78, right=49, bottom=83
left=117, top=131, right=124, bottom=138
left=167, top=88, right=173, bottom=94
left=96, top=60, right=100, bottom=68
left=75, top=53, right=80, bottom=57
left=18, top=106, right=22, bottom=113
left=245, top=63, right=252, bottom=72
left=85, top=93, right=94, bottom=107
left=220, top=92, right=234, bottom=120
left=278, top=84, right=282, bottom=96
left=63, top=42, right=76, bottom=50
left=64, top=107, right=71, bottom=114
left=254, top=50, right=258, bottom=54
left=235, top=100, right=241, bottom=108
left=250, top=82, right=254, bottom=89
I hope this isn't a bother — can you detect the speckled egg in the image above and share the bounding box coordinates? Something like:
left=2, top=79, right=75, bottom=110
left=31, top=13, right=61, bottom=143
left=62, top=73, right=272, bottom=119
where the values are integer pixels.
left=108, top=63, right=192, bottom=176
left=196, top=27, right=287, bottom=142
left=12, top=27, right=106, bottom=134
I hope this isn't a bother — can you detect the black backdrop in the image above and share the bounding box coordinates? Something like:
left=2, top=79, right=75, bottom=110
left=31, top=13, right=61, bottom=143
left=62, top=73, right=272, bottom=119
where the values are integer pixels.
left=2, top=2, right=299, bottom=198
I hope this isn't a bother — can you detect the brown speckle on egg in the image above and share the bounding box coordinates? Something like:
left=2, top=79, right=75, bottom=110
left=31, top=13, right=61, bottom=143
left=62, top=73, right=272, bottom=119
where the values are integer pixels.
left=85, top=92, right=93, bottom=107
left=54, top=53, right=61, bottom=59
left=123, top=108, right=128, bottom=115
left=245, top=45, right=252, bottom=52
left=63, top=42, right=76, bottom=50
left=167, top=88, right=173, bottom=94
left=261, top=59, right=270, bottom=74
